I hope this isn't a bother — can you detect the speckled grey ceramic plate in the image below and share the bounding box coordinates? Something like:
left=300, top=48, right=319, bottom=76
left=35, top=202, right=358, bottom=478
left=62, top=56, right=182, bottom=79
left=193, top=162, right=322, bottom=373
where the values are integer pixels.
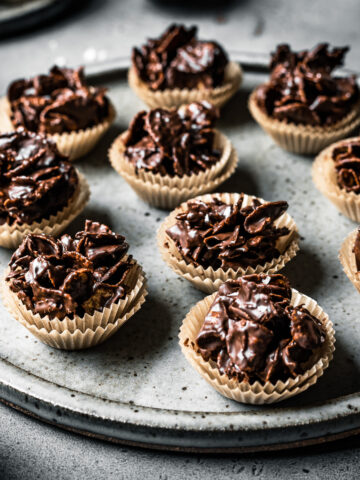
left=1, top=72, right=360, bottom=452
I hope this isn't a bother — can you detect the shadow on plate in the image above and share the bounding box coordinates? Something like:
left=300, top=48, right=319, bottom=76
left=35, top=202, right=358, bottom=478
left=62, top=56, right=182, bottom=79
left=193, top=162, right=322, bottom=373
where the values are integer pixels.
left=219, top=87, right=254, bottom=128
left=282, top=247, right=324, bottom=298
left=75, top=122, right=127, bottom=169
left=217, top=166, right=258, bottom=197
left=283, top=336, right=360, bottom=405
left=82, top=294, right=172, bottom=362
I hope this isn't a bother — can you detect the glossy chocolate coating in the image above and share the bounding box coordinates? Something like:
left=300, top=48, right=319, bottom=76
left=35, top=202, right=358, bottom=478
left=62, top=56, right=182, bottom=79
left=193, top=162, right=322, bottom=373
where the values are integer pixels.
left=8, top=66, right=110, bottom=134
left=196, top=274, right=326, bottom=384
left=124, top=101, right=221, bottom=177
left=0, top=129, right=78, bottom=226
left=333, top=140, right=360, bottom=193
left=166, top=196, right=290, bottom=270
left=7, top=221, right=134, bottom=319
left=256, top=43, right=359, bottom=126
left=132, top=24, right=228, bottom=91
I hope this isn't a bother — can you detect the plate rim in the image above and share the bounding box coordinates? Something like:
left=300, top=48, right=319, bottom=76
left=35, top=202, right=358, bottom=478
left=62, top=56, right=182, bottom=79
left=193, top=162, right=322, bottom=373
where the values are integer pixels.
left=1, top=355, right=360, bottom=450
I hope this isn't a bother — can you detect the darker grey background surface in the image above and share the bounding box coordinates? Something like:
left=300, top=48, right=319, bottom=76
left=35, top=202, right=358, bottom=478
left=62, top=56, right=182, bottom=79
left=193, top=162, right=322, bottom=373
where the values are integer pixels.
left=1, top=0, right=360, bottom=478
left=1, top=401, right=360, bottom=480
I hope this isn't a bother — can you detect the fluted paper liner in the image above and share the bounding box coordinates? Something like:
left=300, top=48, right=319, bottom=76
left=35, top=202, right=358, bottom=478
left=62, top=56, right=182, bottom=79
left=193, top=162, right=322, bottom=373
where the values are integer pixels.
left=0, top=172, right=90, bottom=249
left=339, top=229, right=360, bottom=293
left=312, top=137, right=360, bottom=221
left=249, top=90, right=360, bottom=155
left=128, top=61, right=242, bottom=109
left=0, top=96, right=115, bottom=161
left=1, top=261, right=147, bottom=350
left=158, top=192, right=299, bottom=293
left=109, top=134, right=238, bottom=210
left=179, top=289, right=335, bottom=404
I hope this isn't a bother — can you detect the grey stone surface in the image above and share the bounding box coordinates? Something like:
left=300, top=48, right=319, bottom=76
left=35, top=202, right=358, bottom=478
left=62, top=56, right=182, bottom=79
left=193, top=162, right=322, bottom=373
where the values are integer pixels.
left=1, top=0, right=360, bottom=478
left=1, top=401, right=360, bottom=480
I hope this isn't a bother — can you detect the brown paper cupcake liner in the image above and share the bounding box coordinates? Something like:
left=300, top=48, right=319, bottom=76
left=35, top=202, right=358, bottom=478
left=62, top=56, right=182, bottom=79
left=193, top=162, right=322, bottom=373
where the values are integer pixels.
left=158, top=192, right=299, bottom=293
left=110, top=139, right=238, bottom=210
left=0, top=96, right=116, bottom=161
left=109, top=129, right=232, bottom=189
left=1, top=261, right=148, bottom=350
left=248, top=90, right=360, bottom=155
left=0, top=172, right=90, bottom=249
left=128, top=61, right=242, bottom=109
left=179, top=289, right=335, bottom=404
left=339, top=229, right=360, bottom=293
left=312, top=137, right=360, bottom=221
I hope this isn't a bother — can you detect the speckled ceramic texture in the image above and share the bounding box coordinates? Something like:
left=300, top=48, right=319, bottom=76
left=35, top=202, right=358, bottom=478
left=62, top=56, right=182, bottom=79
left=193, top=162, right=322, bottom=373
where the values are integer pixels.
left=1, top=73, right=360, bottom=451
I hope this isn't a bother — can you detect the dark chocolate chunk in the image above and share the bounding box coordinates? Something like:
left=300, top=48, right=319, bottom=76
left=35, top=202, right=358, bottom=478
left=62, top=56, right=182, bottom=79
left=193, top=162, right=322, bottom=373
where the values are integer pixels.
left=124, top=101, right=220, bottom=177
left=6, top=220, right=134, bottom=319
left=132, top=24, right=228, bottom=91
left=256, top=43, right=359, bottom=126
left=8, top=66, right=110, bottom=134
left=0, top=129, right=78, bottom=226
left=332, top=140, right=360, bottom=193
left=196, top=274, right=326, bottom=384
left=166, top=196, right=290, bottom=270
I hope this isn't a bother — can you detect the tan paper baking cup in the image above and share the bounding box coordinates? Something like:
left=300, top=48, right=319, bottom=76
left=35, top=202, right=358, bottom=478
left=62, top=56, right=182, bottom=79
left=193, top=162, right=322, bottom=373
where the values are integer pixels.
left=0, top=171, right=90, bottom=249
left=109, top=128, right=232, bottom=189
left=179, top=288, right=335, bottom=404
left=338, top=229, right=360, bottom=293
left=128, top=61, right=242, bottom=109
left=158, top=192, right=299, bottom=293
left=110, top=137, right=238, bottom=210
left=1, top=261, right=148, bottom=350
left=312, top=137, right=360, bottom=221
left=248, top=90, right=360, bottom=155
left=0, top=96, right=116, bottom=161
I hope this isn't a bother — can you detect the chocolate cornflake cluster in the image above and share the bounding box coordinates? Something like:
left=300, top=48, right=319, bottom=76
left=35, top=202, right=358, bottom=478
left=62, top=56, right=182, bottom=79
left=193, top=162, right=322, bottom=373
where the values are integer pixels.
left=166, top=196, right=290, bottom=270
left=196, top=274, right=326, bottom=384
left=256, top=43, right=359, bottom=126
left=132, top=24, right=228, bottom=91
left=8, top=66, right=110, bottom=134
left=0, top=129, right=78, bottom=226
left=7, top=221, right=134, bottom=319
left=332, top=140, right=360, bottom=193
left=124, top=101, right=221, bottom=177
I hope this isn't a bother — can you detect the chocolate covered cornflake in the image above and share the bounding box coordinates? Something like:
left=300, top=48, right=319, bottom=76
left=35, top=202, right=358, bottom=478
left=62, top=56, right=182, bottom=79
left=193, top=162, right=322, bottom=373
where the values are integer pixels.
left=166, top=196, right=290, bottom=270
left=7, top=221, right=134, bottom=319
left=124, top=101, right=221, bottom=177
left=0, top=129, right=78, bottom=226
left=256, top=44, right=359, bottom=126
left=196, top=274, right=326, bottom=384
left=8, top=66, right=109, bottom=134
left=132, top=24, right=228, bottom=91
left=332, top=140, right=360, bottom=193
